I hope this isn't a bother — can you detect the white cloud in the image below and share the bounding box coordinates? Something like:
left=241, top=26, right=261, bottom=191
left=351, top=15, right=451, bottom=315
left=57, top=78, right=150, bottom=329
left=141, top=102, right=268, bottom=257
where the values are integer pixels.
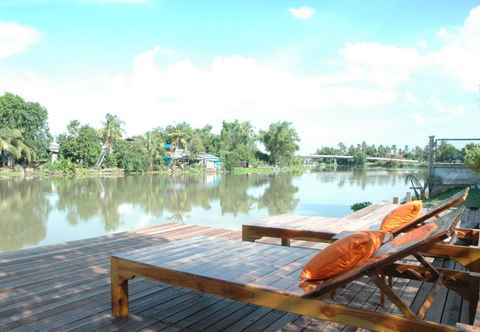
left=430, top=6, right=480, bottom=91
left=0, top=22, right=40, bottom=59
left=0, top=47, right=398, bottom=153
left=339, top=42, right=423, bottom=88
left=289, top=6, right=315, bottom=20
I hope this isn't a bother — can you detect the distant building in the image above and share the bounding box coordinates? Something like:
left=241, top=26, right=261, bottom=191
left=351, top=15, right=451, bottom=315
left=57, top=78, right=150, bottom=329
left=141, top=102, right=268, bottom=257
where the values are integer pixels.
left=49, top=142, right=60, bottom=162
left=196, top=153, right=222, bottom=173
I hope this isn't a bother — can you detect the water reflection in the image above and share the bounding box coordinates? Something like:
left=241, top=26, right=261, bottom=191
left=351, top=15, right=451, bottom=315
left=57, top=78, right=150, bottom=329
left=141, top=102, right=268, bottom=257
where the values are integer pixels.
left=0, top=170, right=413, bottom=252
left=0, top=179, right=51, bottom=251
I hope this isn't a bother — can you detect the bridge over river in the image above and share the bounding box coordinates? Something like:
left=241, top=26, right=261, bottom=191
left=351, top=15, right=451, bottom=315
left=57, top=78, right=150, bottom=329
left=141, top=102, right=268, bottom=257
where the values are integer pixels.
left=301, top=154, right=420, bottom=164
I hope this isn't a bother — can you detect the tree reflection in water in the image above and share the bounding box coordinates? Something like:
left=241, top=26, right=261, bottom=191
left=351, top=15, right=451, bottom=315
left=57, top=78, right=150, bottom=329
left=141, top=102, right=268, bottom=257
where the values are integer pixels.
left=0, top=178, right=51, bottom=251
left=0, top=170, right=411, bottom=252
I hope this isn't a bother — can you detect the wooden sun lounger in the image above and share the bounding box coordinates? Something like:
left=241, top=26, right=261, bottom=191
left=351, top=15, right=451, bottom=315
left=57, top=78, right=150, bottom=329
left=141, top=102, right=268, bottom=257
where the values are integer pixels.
left=242, top=188, right=472, bottom=246
left=111, top=208, right=478, bottom=331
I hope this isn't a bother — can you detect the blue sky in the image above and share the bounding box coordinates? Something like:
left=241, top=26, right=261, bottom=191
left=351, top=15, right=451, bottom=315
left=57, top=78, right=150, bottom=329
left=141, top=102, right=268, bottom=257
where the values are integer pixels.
left=1, top=0, right=479, bottom=152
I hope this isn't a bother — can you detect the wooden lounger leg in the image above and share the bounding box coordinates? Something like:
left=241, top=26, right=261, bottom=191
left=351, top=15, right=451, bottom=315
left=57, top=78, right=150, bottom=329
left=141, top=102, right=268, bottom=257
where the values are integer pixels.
left=242, top=225, right=261, bottom=243
left=370, top=273, right=417, bottom=320
left=111, top=258, right=129, bottom=318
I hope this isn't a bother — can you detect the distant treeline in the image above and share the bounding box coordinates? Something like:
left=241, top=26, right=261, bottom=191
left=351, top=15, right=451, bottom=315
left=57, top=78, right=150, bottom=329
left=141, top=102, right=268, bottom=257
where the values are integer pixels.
left=0, top=92, right=301, bottom=172
left=316, top=141, right=480, bottom=166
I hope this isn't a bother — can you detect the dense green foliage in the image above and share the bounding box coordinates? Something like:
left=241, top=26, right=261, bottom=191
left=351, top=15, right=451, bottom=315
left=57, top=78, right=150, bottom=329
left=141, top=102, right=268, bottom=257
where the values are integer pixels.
left=217, top=120, right=257, bottom=170
left=465, top=145, right=480, bottom=172
left=0, top=93, right=51, bottom=165
left=351, top=201, right=372, bottom=211
left=50, top=114, right=300, bottom=173
left=57, top=121, right=102, bottom=167
left=352, top=151, right=367, bottom=168
left=112, top=139, right=150, bottom=172
left=260, top=121, right=300, bottom=166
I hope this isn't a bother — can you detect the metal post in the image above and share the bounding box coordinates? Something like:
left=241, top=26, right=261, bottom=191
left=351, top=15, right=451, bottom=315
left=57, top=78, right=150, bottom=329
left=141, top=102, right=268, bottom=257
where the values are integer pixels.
left=427, top=136, right=435, bottom=195
left=405, top=192, right=412, bottom=202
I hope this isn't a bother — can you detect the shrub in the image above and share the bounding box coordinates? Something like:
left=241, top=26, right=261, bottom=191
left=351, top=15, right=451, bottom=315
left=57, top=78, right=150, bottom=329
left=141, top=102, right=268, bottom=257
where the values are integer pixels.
left=351, top=201, right=372, bottom=212
left=465, top=145, right=480, bottom=172
left=42, top=159, right=85, bottom=175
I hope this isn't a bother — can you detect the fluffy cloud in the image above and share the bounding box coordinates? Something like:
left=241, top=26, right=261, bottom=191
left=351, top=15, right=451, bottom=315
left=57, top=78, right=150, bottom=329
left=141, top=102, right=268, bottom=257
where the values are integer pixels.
left=0, top=22, right=40, bottom=59
left=289, top=6, right=315, bottom=20
left=337, top=6, right=480, bottom=92
left=339, top=42, right=422, bottom=87
left=430, top=6, right=480, bottom=92
left=0, top=46, right=398, bottom=152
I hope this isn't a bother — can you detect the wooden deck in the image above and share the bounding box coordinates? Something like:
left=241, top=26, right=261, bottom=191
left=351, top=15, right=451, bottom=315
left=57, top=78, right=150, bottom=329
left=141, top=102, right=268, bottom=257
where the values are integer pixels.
left=1, top=209, right=479, bottom=332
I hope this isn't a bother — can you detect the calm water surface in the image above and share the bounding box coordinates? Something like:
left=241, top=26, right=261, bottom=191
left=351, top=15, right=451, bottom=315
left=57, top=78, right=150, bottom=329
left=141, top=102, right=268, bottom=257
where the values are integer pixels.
left=0, top=170, right=414, bottom=252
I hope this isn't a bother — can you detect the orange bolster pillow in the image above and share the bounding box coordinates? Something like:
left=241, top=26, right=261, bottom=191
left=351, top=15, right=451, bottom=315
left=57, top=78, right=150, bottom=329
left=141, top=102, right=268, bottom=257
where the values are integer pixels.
left=380, top=200, right=423, bottom=233
left=300, top=231, right=385, bottom=282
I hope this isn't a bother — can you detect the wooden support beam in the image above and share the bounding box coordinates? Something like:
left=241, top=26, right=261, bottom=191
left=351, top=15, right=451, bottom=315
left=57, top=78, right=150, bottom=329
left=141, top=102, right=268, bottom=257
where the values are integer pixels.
left=417, top=276, right=442, bottom=319
left=421, top=243, right=480, bottom=273
left=414, top=253, right=440, bottom=279
left=370, top=273, right=417, bottom=320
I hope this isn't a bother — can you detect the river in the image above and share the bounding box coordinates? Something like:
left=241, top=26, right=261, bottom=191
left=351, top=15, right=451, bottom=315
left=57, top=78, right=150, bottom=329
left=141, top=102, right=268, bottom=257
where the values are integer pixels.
left=0, top=169, right=415, bottom=252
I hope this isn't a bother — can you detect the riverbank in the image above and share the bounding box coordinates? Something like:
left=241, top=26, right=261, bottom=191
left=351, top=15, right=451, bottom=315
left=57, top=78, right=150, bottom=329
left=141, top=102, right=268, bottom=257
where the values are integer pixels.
left=0, top=165, right=206, bottom=179
left=0, top=164, right=308, bottom=179
left=231, top=165, right=307, bottom=175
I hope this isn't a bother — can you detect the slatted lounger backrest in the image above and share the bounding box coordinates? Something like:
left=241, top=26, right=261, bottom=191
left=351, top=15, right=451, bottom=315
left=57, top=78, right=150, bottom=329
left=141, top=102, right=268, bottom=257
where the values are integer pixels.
left=392, top=187, right=469, bottom=235
left=302, top=207, right=465, bottom=298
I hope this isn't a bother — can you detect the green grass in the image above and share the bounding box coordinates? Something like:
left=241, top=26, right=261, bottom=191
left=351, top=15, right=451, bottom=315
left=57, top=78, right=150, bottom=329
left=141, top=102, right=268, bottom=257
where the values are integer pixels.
left=231, top=165, right=307, bottom=175
left=426, top=186, right=480, bottom=209
left=232, top=167, right=275, bottom=175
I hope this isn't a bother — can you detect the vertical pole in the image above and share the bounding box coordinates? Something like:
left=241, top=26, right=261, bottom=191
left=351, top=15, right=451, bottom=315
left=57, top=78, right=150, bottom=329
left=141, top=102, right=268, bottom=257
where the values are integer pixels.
left=405, top=192, right=412, bottom=202
left=427, top=136, right=436, bottom=195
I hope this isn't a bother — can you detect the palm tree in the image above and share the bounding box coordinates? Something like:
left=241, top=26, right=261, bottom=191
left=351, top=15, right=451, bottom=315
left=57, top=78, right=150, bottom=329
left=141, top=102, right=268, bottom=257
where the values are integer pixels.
left=144, top=131, right=164, bottom=170
left=0, top=128, right=34, bottom=167
left=168, top=128, right=188, bottom=152
left=100, top=114, right=124, bottom=151
left=95, top=114, right=124, bottom=167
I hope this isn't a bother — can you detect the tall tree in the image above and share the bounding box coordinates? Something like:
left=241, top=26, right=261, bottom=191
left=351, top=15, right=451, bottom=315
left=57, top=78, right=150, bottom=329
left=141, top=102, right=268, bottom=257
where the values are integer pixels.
left=260, top=121, right=300, bottom=166
left=166, top=122, right=192, bottom=152
left=99, top=114, right=124, bottom=152
left=58, top=121, right=102, bottom=166
left=219, top=120, right=257, bottom=170
left=96, top=113, right=124, bottom=167
left=436, top=141, right=462, bottom=162
left=0, top=93, right=51, bottom=160
left=143, top=130, right=165, bottom=170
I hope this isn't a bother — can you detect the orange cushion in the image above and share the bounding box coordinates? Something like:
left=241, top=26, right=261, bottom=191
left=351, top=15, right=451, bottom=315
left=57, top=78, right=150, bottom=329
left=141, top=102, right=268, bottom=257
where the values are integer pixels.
left=380, top=201, right=423, bottom=232
left=300, top=231, right=385, bottom=282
